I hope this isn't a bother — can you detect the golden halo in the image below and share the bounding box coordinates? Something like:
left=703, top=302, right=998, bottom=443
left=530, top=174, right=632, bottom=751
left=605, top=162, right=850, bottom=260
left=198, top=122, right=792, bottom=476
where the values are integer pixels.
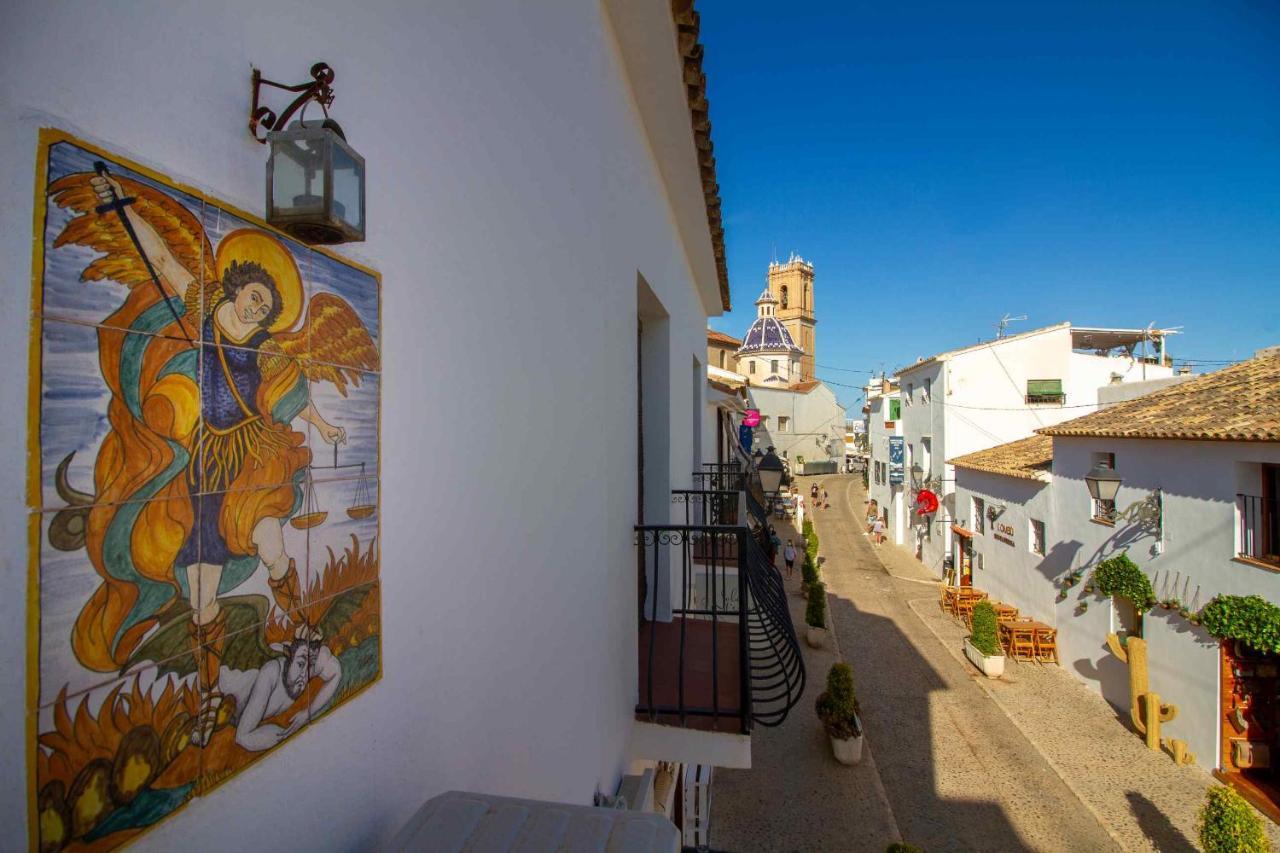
left=214, top=229, right=304, bottom=333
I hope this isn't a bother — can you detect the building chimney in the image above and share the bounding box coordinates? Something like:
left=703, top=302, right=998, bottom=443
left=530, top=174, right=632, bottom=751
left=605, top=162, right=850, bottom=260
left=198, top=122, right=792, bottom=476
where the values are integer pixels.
left=1177, top=365, right=1192, bottom=376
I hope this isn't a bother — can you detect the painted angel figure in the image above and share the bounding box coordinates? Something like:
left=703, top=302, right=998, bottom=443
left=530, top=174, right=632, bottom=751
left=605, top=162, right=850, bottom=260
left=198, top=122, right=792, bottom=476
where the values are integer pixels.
left=47, top=168, right=378, bottom=745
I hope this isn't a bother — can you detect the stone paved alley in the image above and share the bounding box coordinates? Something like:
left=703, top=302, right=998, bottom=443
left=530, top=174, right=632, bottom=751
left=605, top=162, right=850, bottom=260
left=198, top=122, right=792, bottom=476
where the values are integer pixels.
left=713, top=474, right=1280, bottom=852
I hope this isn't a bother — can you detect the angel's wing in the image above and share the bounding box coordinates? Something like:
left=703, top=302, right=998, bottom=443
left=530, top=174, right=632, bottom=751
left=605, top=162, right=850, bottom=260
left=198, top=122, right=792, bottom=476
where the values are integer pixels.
left=48, top=172, right=215, bottom=319
left=264, top=291, right=379, bottom=395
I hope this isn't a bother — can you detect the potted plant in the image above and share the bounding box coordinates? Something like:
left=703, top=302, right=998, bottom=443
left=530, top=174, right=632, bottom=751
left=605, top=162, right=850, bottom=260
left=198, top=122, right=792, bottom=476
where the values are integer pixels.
left=1197, top=785, right=1268, bottom=853
left=964, top=600, right=1004, bottom=678
left=805, top=581, right=827, bottom=648
left=815, top=662, right=863, bottom=765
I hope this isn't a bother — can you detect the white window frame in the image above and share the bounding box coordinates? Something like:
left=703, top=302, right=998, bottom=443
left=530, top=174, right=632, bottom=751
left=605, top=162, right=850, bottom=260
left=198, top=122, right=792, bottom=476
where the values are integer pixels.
left=1030, top=519, right=1045, bottom=556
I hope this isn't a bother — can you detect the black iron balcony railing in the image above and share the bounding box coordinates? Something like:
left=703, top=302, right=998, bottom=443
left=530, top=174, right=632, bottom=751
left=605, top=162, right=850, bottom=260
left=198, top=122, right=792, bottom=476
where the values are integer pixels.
left=740, top=528, right=805, bottom=727
left=673, top=489, right=740, bottom=528
left=1237, top=494, right=1279, bottom=565
left=694, top=463, right=749, bottom=494
left=635, top=519, right=804, bottom=734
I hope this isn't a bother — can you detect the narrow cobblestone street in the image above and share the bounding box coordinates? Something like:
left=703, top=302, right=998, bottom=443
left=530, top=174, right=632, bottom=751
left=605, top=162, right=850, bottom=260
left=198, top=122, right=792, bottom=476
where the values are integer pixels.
left=714, top=474, right=1280, bottom=852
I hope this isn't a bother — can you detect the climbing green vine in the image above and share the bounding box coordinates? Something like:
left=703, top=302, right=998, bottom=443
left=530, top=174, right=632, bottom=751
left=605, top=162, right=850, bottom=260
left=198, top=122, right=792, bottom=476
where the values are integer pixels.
left=1090, top=553, right=1156, bottom=611
left=1197, top=595, right=1280, bottom=655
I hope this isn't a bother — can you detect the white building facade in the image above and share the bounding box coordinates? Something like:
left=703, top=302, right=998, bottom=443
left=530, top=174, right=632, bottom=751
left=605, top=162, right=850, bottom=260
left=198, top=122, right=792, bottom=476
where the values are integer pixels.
left=951, top=354, right=1280, bottom=811
left=748, top=382, right=847, bottom=473
left=0, top=1, right=764, bottom=848
left=865, top=379, right=905, bottom=543
left=897, top=323, right=1175, bottom=575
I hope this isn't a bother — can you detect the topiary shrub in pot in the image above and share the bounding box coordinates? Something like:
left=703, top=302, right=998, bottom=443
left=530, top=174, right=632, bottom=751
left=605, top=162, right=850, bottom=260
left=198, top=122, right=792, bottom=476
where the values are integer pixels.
left=1198, top=785, right=1269, bottom=853
left=800, top=552, right=820, bottom=598
left=805, top=581, right=828, bottom=648
left=964, top=600, right=1005, bottom=678
left=815, top=662, right=863, bottom=765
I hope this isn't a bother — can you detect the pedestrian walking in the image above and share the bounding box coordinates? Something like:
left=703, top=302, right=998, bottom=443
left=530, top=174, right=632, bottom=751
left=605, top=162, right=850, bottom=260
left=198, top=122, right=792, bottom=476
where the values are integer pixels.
left=769, top=525, right=781, bottom=560
left=810, top=483, right=818, bottom=501
left=871, top=516, right=886, bottom=546
left=782, top=539, right=797, bottom=579
left=823, top=487, right=830, bottom=509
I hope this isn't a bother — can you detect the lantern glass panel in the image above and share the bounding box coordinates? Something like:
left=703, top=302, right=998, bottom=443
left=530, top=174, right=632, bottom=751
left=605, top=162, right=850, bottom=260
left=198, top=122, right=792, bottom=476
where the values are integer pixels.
left=270, top=135, right=324, bottom=216
left=331, top=142, right=364, bottom=232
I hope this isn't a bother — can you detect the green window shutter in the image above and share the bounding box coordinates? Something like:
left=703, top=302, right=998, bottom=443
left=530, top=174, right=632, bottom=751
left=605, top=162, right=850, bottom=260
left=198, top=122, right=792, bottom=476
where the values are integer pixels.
left=888, top=399, right=901, bottom=420
left=1026, top=379, right=1063, bottom=396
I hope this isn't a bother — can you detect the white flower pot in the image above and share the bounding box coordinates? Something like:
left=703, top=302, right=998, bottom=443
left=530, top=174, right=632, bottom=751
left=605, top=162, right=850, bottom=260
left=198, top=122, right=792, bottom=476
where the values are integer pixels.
left=806, top=626, right=826, bottom=648
left=965, top=639, right=1005, bottom=678
left=830, top=720, right=864, bottom=766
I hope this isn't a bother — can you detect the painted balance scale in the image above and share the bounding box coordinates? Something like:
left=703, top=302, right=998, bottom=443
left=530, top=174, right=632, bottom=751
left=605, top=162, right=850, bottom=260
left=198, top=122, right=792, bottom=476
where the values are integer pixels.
left=291, top=441, right=377, bottom=530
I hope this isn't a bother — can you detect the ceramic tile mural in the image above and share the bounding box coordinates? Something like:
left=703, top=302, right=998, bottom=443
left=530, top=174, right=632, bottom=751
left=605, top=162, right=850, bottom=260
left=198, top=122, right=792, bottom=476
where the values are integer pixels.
left=28, top=129, right=381, bottom=851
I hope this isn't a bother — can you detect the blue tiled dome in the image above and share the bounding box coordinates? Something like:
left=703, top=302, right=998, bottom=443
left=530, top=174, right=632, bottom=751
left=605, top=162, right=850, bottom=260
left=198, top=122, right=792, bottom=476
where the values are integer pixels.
left=738, top=289, right=803, bottom=354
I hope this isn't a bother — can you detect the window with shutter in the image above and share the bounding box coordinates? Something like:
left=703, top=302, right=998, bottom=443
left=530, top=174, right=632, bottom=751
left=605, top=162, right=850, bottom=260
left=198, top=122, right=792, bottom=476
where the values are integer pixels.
left=889, top=399, right=901, bottom=421
left=1026, top=379, right=1065, bottom=404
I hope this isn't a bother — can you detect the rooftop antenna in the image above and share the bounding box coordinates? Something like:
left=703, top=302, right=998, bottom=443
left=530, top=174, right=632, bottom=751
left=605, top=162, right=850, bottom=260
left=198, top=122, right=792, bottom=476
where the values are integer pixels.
left=995, top=313, right=1027, bottom=339
left=771, top=244, right=778, bottom=266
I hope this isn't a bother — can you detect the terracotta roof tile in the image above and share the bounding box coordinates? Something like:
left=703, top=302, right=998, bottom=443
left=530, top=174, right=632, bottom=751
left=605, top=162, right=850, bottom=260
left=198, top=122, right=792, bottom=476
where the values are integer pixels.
left=672, top=1, right=730, bottom=311
left=950, top=434, right=1053, bottom=481
left=792, top=380, right=822, bottom=393
left=1037, top=353, right=1280, bottom=442
left=707, top=329, right=741, bottom=347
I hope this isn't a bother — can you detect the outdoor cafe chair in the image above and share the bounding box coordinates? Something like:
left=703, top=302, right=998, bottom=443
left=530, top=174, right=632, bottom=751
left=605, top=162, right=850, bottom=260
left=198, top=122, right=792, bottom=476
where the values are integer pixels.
left=1008, top=626, right=1036, bottom=661
left=1034, top=628, right=1059, bottom=664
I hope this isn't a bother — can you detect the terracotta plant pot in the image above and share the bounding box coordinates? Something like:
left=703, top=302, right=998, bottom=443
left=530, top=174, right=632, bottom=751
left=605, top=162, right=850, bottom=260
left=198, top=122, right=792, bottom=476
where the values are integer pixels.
left=806, top=626, right=826, bottom=649
left=964, top=639, right=1005, bottom=678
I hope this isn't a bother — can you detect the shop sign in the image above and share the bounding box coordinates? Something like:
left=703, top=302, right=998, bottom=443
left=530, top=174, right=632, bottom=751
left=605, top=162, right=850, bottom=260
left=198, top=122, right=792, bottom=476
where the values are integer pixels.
left=888, top=436, right=904, bottom=485
left=994, top=521, right=1015, bottom=547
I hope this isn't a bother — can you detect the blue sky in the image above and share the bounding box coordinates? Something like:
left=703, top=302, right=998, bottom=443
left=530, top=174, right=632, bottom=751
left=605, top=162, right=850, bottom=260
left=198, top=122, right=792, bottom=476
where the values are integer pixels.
left=700, top=1, right=1280, bottom=411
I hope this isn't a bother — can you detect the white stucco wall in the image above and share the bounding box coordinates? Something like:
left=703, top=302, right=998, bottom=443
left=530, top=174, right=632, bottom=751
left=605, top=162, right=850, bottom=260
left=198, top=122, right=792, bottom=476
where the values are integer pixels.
left=953, top=471, right=1056, bottom=625
left=866, top=390, right=905, bottom=544
left=748, top=383, right=845, bottom=468
left=960, top=434, right=1280, bottom=773
left=1, top=1, right=720, bottom=848
left=1049, top=437, right=1280, bottom=771
left=902, top=325, right=1173, bottom=576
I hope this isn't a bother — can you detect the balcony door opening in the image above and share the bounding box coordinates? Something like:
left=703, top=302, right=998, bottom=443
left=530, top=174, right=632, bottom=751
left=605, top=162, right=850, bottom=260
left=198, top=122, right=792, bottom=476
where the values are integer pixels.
left=637, top=276, right=670, bottom=621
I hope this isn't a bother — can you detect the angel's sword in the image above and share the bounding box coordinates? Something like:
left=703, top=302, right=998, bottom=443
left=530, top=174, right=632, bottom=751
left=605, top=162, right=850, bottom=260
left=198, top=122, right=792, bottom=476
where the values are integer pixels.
left=92, top=161, right=196, bottom=346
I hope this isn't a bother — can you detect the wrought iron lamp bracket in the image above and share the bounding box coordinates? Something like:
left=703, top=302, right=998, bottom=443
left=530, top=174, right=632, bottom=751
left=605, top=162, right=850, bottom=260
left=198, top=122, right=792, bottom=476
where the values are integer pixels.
left=250, top=62, right=337, bottom=143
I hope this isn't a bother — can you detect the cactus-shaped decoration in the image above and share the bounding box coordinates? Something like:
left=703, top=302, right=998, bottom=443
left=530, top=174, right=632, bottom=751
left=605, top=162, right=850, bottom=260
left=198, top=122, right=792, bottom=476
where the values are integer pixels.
left=1106, top=633, right=1196, bottom=765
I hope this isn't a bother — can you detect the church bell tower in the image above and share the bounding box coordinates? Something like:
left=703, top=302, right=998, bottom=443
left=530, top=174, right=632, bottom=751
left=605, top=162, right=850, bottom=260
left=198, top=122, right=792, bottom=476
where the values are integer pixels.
left=767, top=254, right=816, bottom=381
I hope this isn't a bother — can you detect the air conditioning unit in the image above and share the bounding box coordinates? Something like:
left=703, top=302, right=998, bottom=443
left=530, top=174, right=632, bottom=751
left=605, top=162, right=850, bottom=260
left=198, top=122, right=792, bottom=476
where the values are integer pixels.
left=681, top=764, right=713, bottom=848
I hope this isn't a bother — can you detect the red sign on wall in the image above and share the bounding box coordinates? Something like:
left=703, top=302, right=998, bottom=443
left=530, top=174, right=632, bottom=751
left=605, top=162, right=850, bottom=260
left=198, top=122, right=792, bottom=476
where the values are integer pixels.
left=743, top=409, right=761, bottom=427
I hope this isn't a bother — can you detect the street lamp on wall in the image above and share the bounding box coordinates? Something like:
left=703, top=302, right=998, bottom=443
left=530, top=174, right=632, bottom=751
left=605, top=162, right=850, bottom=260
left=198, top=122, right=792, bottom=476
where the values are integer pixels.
left=251, top=63, right=366, bottom=244
left=1084, top=463, right=1161, bottom=525
left=757, top=446, right=785, bottom=497
left=1084, top=462, right=1122, bottom=503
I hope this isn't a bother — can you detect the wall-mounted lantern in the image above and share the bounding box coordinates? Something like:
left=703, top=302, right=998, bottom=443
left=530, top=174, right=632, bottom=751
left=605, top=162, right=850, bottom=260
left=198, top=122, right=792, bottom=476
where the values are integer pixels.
left=757, top=447, right=786, bottom=497
left=1084, top=462, right=1122, bottom=510
left=1085, top=463, right=1161, bottom=525
left=251, top=63, right=366, bottom=245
